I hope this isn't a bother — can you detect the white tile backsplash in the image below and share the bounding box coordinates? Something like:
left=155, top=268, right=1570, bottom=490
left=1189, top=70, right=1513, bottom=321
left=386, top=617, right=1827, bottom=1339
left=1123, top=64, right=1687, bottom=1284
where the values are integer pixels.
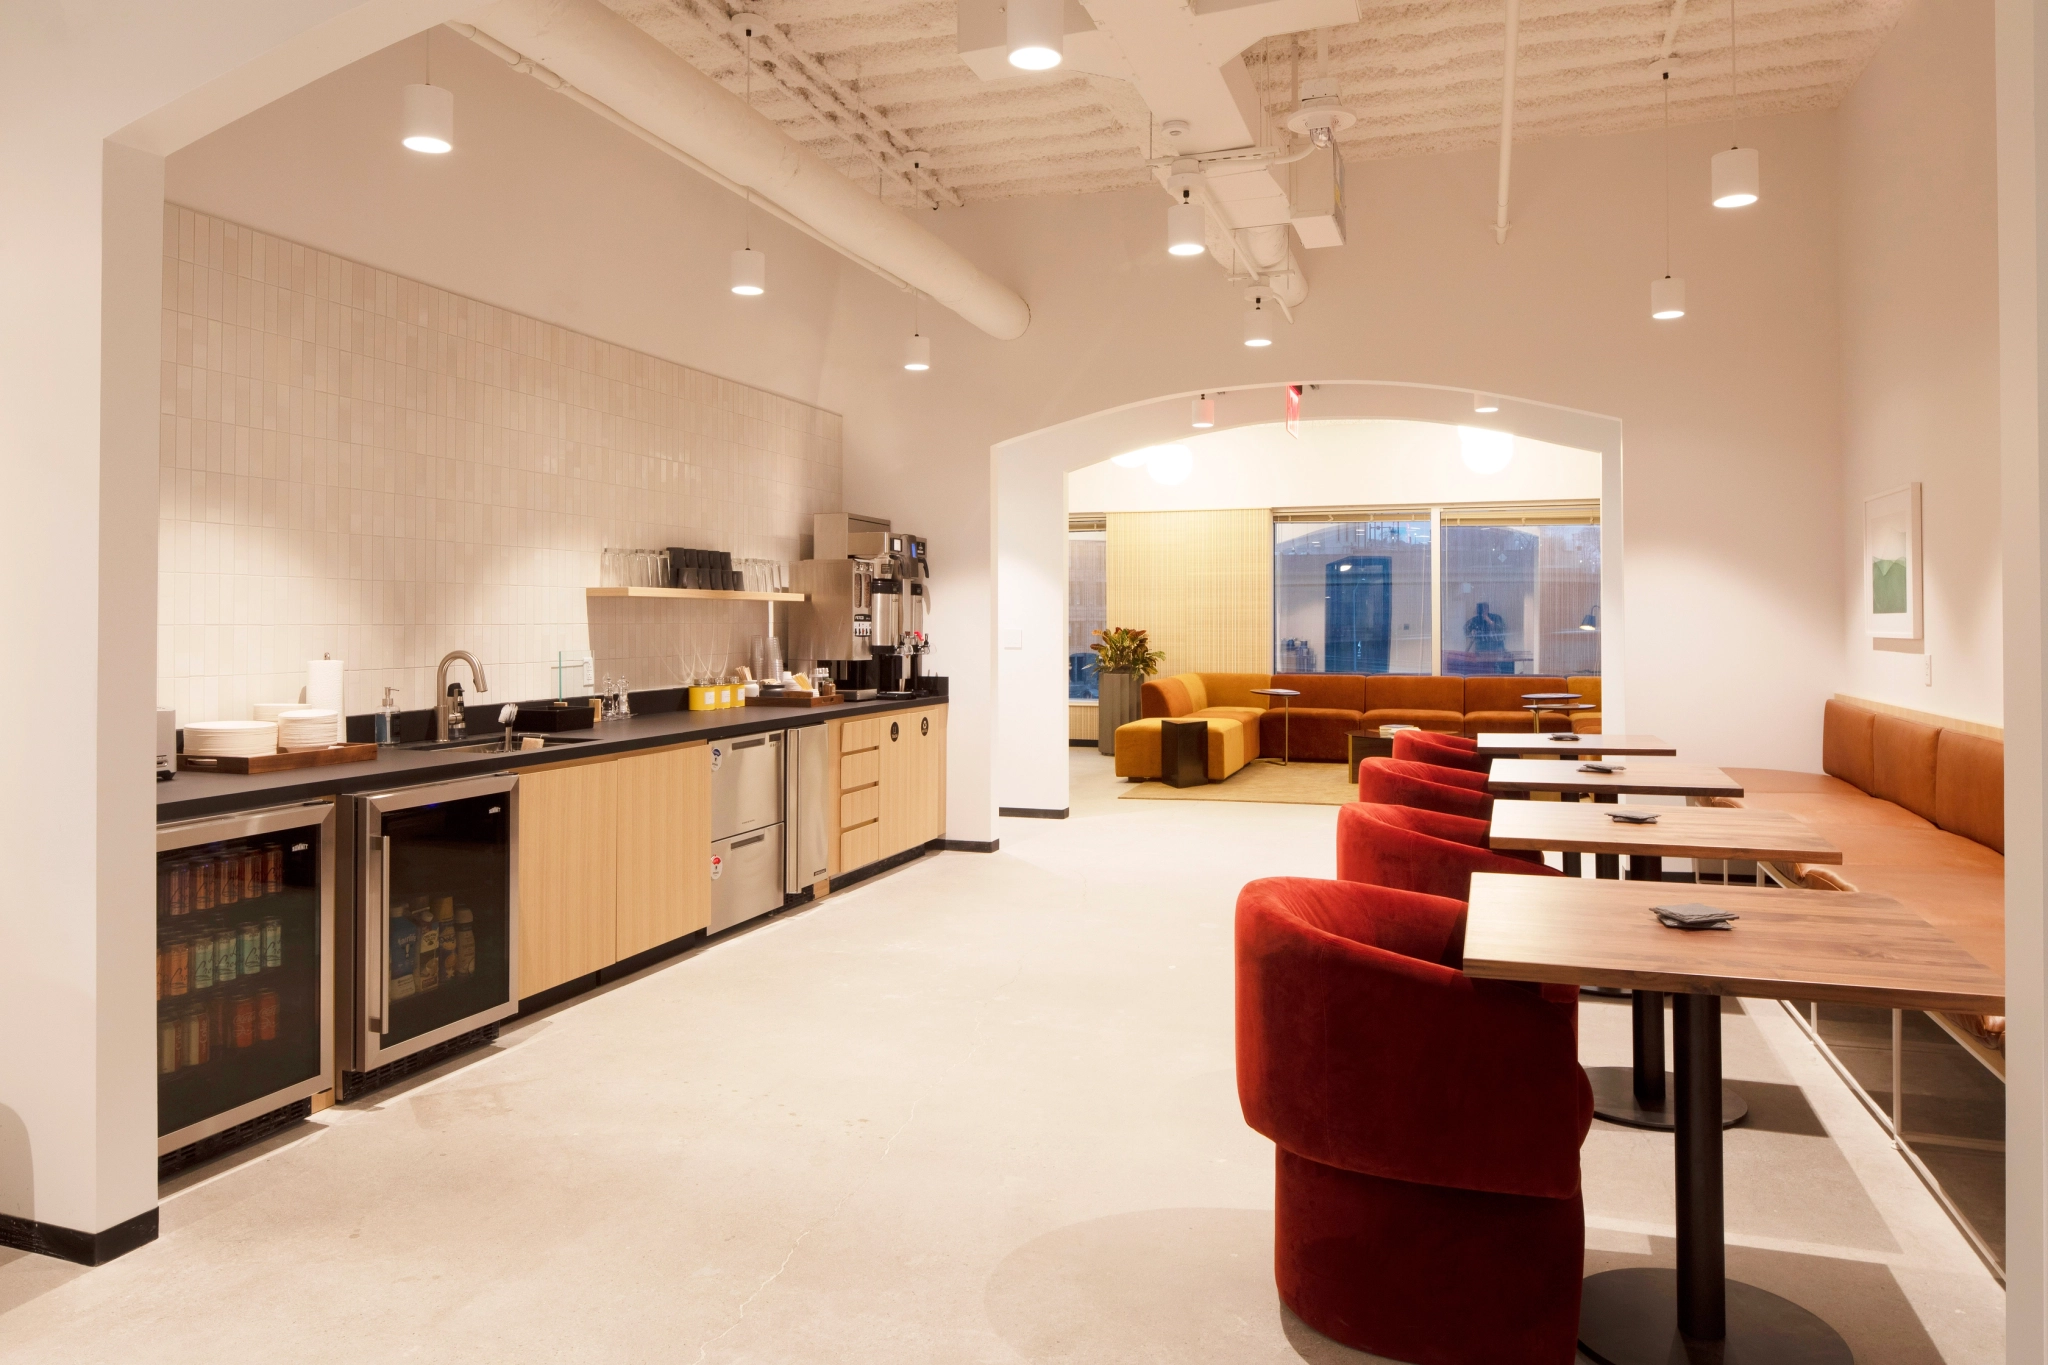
left=158, top=206, right=841, bottom=723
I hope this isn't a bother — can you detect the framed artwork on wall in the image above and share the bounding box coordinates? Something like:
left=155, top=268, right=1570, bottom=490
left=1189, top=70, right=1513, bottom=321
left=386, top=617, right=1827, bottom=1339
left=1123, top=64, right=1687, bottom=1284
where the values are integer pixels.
left=1865, top=483, right=1922, bottom=641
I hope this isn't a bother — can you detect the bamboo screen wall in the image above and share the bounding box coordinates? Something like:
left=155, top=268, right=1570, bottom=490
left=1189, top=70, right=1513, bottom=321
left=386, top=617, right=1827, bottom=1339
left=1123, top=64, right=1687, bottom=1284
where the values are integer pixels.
left=1105, top=509, right=1274, bottom=676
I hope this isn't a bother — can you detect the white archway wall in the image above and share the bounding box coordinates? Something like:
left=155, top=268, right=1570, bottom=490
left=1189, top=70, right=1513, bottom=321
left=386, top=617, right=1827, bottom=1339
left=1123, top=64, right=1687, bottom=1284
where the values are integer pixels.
left=994, top=386, right=1624, bottom=812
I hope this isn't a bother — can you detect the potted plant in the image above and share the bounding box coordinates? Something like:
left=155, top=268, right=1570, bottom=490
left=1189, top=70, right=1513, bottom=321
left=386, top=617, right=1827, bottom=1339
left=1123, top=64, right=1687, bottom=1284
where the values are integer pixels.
left=1091, top=626, right=1166, bottom=756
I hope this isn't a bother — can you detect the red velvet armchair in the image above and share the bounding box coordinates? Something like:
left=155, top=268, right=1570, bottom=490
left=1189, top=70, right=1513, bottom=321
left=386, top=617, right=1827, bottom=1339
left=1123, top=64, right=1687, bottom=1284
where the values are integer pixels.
left=1236, top=876, right=1593, bottom=1363
left=1393, top=729, right=1492, bottom=775
left=1357, top=758, right=1494, bottom=820
left=1337, top=802, right=1557, bottom=900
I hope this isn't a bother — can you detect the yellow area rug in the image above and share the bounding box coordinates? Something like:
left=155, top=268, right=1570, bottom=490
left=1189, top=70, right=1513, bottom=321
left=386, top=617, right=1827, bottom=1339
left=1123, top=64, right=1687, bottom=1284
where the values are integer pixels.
left=1119, top=759, right=1357, bottom=806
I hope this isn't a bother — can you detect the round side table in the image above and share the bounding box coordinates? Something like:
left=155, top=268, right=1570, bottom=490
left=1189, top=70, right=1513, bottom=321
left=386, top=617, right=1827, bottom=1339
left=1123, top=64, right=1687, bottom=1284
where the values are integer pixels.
left=1250, top=688, right=1302, bottom=764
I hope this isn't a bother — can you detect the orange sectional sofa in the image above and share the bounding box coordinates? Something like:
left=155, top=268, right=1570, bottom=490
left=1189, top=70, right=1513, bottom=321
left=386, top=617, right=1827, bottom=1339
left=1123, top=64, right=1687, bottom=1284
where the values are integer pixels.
left=1132, top=671, right=1604, bottom=766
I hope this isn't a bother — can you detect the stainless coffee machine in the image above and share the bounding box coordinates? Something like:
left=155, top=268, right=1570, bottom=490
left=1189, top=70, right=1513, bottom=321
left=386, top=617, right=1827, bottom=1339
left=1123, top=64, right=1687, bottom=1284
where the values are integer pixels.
left=791, top=515, right=933, bottom=699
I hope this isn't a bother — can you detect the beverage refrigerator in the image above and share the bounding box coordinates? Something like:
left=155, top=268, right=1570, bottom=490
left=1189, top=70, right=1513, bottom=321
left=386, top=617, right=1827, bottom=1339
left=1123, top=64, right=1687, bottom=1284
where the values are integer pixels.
left=340, top=774, right=518, bottom=1095
left=156, top=802, right=335, bottom=1158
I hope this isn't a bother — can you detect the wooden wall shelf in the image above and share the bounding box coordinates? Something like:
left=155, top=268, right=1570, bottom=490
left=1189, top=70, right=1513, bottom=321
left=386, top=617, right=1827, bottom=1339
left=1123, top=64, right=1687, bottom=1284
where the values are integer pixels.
left=586, top=587, right=806, bottom=603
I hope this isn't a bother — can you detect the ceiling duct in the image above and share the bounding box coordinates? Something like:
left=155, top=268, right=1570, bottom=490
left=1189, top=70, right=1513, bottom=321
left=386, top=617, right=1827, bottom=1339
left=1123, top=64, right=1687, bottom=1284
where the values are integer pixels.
left=464, top=0, right=1030, bottom=340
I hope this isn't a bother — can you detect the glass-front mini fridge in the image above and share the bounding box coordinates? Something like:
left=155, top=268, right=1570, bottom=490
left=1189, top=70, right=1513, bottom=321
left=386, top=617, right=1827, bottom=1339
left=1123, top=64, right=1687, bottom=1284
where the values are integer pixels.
left=156, top=802, right=335, bottom=1158
left=342, top=774, right=518, bottom=1093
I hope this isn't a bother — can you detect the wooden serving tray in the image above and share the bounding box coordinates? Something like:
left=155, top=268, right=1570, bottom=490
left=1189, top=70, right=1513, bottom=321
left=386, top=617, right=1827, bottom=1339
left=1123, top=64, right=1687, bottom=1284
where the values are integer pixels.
left=744, top=693, right=846, bottom=708
left=178, top=742, right=380, bottom=774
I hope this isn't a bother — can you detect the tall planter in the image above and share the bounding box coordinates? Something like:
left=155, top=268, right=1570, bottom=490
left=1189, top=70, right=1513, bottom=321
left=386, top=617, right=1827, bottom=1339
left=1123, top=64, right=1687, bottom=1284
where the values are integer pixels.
left=1098, top=671, right=1144, bottom=755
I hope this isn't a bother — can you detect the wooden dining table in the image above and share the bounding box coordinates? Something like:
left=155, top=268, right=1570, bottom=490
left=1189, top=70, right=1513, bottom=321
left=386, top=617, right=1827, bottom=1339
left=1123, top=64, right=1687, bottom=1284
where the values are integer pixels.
left=1488, top=801, right=1845, bottom=1132
left=1474, top=733, right=1678, bottom=758
left=1463, top=873, right=2002, bottom=1365
left=1486, top=758, right=1745, bottom=801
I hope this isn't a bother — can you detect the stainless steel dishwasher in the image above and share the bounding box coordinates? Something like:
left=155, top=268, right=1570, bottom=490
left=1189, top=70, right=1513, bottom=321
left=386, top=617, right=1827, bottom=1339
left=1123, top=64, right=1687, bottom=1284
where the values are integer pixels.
left=709, top=731, right=785, bottom=933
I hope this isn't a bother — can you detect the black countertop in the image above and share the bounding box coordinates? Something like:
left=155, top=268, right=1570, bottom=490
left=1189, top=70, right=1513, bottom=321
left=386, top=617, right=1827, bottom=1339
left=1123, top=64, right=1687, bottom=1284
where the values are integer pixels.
left=157, top=694, right=944, bottom=824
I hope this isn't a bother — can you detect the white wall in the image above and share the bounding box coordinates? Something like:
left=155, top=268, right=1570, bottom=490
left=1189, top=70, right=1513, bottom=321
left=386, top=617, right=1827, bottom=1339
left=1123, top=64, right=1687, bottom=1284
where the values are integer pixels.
left=1067, top=419, right=1601, bottom=513
left=1839, top=0, right=2003, bottom=726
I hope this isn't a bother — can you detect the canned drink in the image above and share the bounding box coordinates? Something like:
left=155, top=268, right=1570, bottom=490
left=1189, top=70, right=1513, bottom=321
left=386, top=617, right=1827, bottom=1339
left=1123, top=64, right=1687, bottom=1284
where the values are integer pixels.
left=181, top=1007, right=209, bottom=1067
left=192, top=934, right=215, bottom=992
left=159, top=1018, right=179, bottom=1074
left=214, top=928, right=237, bottom=985
left=262, top=917, right=282, bottom=969
left=239, top=922, right=261, bottom=977
left=241, top=849, right=263, bottom=902
left=232, top=994, right=256, bottom=1049
left=163, top=860, right=190, bottom=918
left=166, top=939, right=190, bottom=997
left=210, top=993, right=228, bottom=1051
left=263, top=844, right=283, bottom=895
left=217, top=853, right=239, bottom=906
left=193, top=856, right=216, bottom=912
left=257, top=989, right=279, bottom=1042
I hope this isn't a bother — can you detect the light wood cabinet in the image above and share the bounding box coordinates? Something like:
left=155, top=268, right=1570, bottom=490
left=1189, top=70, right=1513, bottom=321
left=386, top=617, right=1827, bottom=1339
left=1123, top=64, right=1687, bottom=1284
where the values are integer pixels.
left=615, top=743, right=712, bottom=960
left=827, top=705, right=950, bottom=878
left=517, top=756, right=619, bottom=998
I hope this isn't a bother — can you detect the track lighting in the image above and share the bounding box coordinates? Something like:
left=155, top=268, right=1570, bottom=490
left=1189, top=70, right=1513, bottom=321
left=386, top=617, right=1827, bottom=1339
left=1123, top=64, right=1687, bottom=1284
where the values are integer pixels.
left=1191, top=394, right=1215, bottom=428
left=1652, top=275, right=1686, bottom=320
left=1458, top=426, right=1514, bottom=475
left=1007, top=0, right=1063, bottom=70
left=1712, top=147, right=1759, bottom=208
left=904, top=333, right=930, bottom=372
left=1243, top=294, right=1274, bottom=348
left=402, top=84, right=454, bottom=153
left=730, top=247, right=765, bottom=296
left=1473, top=393, right=1499, bottom=414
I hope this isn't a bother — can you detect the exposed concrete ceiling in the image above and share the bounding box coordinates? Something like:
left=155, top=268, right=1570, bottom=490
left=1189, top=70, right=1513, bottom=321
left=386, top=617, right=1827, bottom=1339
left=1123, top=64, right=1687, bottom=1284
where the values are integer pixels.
left=602, top=0, right=1905, bottom=206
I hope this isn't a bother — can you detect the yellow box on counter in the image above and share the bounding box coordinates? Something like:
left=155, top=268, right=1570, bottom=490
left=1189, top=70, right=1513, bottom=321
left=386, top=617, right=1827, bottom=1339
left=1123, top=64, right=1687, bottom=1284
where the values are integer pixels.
left=688, top=685, right=746, bottom=710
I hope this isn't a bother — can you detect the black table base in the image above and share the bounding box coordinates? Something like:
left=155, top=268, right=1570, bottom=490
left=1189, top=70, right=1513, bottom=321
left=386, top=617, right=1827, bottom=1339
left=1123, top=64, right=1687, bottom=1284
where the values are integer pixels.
left=1579, top=995, right=1852, bottom=1364
left=1578, top=1269, right=1854, bottom=1364
left=1587, top=1065, right=1747, bottom=1130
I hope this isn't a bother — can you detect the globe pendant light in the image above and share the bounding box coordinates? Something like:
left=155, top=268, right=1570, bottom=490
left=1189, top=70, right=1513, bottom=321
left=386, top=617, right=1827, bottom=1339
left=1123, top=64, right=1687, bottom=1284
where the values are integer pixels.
left=1191, top=393, right=1215, bottom=428
left=1243, top=293, right=1274, bottom=347
left=730, top=246, right=766, bottom=296
left=1651, top=69, right=1685, bottom=321
left=731, top=21, right=766, bottom=296
left=1007, top=0, right=1064, bottom=70
left=401, top=33, right=452, bottom=154
left=1711, top=0, right=1759, bottom=207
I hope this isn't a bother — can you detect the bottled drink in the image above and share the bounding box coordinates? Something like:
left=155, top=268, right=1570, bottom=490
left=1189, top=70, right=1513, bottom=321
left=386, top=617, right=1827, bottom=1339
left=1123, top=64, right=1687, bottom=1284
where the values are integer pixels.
left=455, top=906, right=476, bottom=978
left=389, top=903, right=418, bottom=1000
left=436, top=898, right=457, bottom=986
left=415, top=906, right=441, bottom=992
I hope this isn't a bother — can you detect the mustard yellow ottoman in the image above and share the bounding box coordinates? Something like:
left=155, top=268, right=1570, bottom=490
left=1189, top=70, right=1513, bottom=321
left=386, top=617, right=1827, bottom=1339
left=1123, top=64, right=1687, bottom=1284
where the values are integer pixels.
left=1113, top=717, right=1247, bottom=781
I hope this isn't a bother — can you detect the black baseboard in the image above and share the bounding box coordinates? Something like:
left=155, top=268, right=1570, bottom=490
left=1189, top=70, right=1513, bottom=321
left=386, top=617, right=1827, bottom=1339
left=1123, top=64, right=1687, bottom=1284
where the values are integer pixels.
left=934, top=838, right=999, bottom=853
left=339, top=1023, right=500, bottom=1102
left=999, top=807, right=1069, bottom=819
left=0, top=1205, right=158, bottom=1266
left=829, top=843, right=931, bottom=892
left=159, top=1098, right=313, bottom=1180
left=1069, top=738, right=1101, bottom=748
left=598, top=928, right=708, bottom=985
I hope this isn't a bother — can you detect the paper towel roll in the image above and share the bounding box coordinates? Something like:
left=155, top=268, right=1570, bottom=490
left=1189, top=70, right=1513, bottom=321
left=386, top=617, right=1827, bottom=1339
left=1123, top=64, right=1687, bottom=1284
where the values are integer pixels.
left=306, top=659, right=346, bottom=744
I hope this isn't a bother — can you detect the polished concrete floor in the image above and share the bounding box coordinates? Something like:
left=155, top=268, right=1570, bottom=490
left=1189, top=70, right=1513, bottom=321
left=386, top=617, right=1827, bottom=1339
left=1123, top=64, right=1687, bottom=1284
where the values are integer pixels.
left=0, top=751, right=2005, bottom=1363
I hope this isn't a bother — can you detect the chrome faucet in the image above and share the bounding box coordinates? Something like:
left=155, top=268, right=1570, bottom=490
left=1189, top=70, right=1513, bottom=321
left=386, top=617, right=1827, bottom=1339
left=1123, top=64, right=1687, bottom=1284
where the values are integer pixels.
left=435, top=651, right=489, bottom=742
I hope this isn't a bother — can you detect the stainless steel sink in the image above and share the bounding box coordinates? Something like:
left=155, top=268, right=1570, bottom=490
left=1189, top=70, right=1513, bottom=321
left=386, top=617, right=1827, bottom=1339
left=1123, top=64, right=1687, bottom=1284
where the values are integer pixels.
left=400, top=734, right=595, bottom=754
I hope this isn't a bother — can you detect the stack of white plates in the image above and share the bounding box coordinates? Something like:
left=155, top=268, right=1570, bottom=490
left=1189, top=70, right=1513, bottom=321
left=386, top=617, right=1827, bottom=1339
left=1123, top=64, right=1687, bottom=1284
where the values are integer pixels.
left=185, top=720, right=277, bottom=758
left=252, top=702, right=298, bottom=724
left=277, top=709, right=339, bottom=752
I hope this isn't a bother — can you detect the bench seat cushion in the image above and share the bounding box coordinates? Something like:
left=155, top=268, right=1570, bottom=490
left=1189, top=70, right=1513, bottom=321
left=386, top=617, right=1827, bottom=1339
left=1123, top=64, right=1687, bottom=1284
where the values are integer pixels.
left=1362, top=708, right=1464, bottom=734
left=1196, top=706, right=1266, bottom=759
left=1113, top=717, right=1248, bottom=782
left=1260, top=707, right=1365, bottom=763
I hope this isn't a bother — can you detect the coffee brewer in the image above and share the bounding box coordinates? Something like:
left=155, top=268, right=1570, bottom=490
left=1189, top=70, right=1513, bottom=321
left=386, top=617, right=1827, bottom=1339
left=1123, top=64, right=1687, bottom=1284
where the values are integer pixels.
left=790, top=517, right=932, bottom=699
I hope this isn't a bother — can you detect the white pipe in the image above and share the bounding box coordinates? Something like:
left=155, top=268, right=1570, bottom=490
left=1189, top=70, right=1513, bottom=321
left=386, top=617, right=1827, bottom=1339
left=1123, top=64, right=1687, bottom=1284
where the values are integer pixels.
left=464, top=0, right=1030, bottom=340
left=450, top=22, right=917, bottom=294
left=1493, top=0, right=1519, bottom=245
left=1241, top=224, right=1308, bottom=308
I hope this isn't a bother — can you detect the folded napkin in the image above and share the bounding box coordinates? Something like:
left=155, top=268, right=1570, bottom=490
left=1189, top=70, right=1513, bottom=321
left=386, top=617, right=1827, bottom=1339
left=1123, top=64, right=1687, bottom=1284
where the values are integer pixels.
left=1651, top=902, right=1739, bottom=931
left=1578, top=761, right=1626, bottom=773
left=1608, top=811, right=1660, bottom=824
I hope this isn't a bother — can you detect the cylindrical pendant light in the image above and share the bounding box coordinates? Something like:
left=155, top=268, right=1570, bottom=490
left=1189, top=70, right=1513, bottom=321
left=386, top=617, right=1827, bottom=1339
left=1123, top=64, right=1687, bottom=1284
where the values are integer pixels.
left=1007, top=0, right=1064, bottom=70
left=1191, top=394, right=1215, bottom=428
left=1712, top=146, right=1759, bottom=208
left=730, top=247, right=766, bottom=296
left=903, top=333, right=931, bottom=371
left=1243, top=294, right=1273, bottom=348
left=401, top=83, right=454, bottom=154
left=1473, top=393, right=1499, bottom=414
left=1166, top=198, right=1205, bottom=256
left=1651, top=275, right=1686, bottom=320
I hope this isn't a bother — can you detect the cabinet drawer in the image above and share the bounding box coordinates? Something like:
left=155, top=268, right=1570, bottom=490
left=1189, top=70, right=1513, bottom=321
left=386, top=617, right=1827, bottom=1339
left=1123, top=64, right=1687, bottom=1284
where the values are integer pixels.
left=841, top=786, right=879, bottom=828
left=841, top=717, right=883, bottom=753
left=841, top=748, right=879, bottom=789
left=841, top=821, right=880, bottom=870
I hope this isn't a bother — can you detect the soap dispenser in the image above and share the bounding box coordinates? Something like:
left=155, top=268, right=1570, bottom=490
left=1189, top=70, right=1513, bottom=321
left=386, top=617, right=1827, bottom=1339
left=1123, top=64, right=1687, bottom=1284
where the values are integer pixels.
left=376, top=686, right=402, bottom=746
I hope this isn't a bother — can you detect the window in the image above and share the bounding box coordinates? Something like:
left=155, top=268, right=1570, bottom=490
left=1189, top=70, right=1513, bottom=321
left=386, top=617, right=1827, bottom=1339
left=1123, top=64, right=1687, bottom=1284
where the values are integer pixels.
left=1273, top=518, right=1433, bottom=674
left=1441, top=520, right=1600, bottom=677
left=1068, top=527, right=1107, bottom=699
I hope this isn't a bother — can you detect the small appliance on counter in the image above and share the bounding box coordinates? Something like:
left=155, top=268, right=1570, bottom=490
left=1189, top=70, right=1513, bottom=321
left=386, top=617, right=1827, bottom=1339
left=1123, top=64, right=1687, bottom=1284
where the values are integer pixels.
left=708, top=731, right=786, bottom=934
left=793, top=513, right=935, bottom=702
left=338, top=774, right=518, bottom=1098
left=155, top=801, right=335, bottom=1171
